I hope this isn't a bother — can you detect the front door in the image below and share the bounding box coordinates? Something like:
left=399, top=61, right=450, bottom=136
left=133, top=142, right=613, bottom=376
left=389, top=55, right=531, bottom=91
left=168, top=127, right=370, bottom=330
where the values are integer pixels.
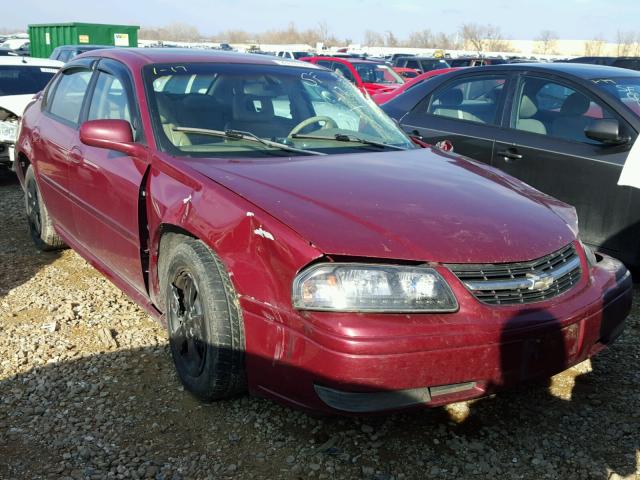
left=493, top=74, right=637, bottom=263
left=67, top=59, right=149, bottom=295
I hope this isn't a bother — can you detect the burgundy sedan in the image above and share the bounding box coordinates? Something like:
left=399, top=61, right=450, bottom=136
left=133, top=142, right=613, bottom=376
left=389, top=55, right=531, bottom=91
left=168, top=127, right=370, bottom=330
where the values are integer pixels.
left=14, top=49, right=632, bottom=414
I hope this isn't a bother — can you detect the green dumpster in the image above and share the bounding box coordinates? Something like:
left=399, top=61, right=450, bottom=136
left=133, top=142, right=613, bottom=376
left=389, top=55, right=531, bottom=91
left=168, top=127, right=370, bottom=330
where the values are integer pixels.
left=28, top=22, right=139, bottom=58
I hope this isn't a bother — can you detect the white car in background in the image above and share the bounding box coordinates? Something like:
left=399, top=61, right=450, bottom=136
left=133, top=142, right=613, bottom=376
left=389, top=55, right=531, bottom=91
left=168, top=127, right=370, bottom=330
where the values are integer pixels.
left=0, top=56, right=62, bottom=169
left=275, top=50, right=312, bottom=60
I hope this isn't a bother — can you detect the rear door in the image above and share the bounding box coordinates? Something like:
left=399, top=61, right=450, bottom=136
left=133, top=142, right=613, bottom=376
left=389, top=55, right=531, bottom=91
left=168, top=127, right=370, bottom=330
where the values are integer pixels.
left=67, top=58, right=150, bottom=294
left=36, top=63, right=94, bottom=237
left=399, top=72, right=511, bottom=164
left=493, top=73, right=636, bottom=262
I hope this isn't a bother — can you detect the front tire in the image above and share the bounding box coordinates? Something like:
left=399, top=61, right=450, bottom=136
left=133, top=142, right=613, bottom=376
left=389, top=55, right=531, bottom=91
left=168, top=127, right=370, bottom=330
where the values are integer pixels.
left=24, top=165, right=66, bottom=251
left=160, top=235, right=246, bottom=401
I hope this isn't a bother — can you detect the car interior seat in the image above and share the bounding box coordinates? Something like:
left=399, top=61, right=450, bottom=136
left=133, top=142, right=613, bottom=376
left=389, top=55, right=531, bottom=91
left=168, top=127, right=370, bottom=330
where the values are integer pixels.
left=551, top=92, right=593, bottom=142
left=432, top=89, right=484, bottom=123
left=155, top=94, right=192, bottom=147
left=226, top=82, right=295, bottom=138
left=516, top=95, right=547, bottom=135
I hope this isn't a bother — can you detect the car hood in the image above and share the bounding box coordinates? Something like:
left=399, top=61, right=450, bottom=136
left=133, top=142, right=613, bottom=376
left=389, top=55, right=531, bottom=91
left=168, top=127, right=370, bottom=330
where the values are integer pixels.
left=0, top=94, right=33, bottom=118
left=363, top=83, right=401, bottom=93
left=187, top=148, right=577, bottom=264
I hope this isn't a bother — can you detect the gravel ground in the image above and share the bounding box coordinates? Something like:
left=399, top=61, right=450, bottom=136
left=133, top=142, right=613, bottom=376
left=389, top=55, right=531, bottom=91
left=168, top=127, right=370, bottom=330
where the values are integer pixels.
left=0, top=172, right=638, bottom=480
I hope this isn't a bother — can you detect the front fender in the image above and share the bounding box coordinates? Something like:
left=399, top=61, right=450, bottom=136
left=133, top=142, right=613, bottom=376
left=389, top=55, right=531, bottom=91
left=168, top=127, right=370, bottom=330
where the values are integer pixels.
left=146, top=157, right=323, bottom=318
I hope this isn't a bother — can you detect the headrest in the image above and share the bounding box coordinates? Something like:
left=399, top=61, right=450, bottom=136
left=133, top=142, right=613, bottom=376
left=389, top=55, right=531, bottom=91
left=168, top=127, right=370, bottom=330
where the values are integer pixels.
left=519, top=95, right=538, bottom=119
left=155, top=94, right=174, bottom=123
left=232, top=95, right=275, bottom=121
left=243, top=82, right=283, bottom=97
left=182, top=94, right=220, bottom=111
left=561, top=92, right=590, bottom=116
left=438, top=89, right=463, bottom=107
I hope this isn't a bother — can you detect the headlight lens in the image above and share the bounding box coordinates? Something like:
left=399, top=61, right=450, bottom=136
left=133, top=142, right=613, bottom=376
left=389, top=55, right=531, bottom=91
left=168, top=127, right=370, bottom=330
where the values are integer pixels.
left=292, top=263, right=458, bottom=312
left=0, top=120, right=18, bottom=144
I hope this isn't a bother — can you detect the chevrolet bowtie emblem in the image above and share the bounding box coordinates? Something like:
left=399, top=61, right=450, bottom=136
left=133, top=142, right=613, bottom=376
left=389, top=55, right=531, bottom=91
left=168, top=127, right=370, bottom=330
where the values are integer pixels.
left=525, top=272, right=555, bottom=291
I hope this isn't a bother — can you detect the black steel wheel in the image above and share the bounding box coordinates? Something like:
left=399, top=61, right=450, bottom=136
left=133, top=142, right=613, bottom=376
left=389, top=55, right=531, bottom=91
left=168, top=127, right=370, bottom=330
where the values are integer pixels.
left=160, top=234, right=246, bottom=401
left=24, top=165, right=66, bottom=251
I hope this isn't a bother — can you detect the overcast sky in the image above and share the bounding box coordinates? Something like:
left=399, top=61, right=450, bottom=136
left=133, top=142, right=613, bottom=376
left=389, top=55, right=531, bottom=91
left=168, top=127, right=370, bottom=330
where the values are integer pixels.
left=4, top=0, right=639, bottom=41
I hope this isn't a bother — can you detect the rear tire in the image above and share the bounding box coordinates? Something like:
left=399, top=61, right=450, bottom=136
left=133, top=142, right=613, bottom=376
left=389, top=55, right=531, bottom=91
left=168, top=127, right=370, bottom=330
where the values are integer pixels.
left=24, top=165, right=66, bottom=251
left=159, top=234, right=246, bottom=401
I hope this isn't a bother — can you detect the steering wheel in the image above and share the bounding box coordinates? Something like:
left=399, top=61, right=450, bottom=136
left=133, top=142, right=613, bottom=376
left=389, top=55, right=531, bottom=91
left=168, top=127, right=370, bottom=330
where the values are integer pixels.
left=288, top=116, right=338, bottom=137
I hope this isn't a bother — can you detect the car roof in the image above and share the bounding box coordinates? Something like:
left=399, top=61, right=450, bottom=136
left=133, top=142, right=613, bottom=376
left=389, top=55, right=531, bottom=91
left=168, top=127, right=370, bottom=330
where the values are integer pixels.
left=80, top=47, right=317, bottom=67
left=0, top=56, right=63, bottom=67
left=304, top=56, right=379, bottom=64
left=57, top=44, right=112, bottom=50
left=460, top=62, right=640, bottom=79
left=400, top=56, right=445, bottom=61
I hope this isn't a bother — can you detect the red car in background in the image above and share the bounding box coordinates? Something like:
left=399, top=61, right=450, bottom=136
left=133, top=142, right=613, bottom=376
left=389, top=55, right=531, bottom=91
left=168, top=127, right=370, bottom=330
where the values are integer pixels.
left=393, top=67, right=421, bottom=79
left=301, top=56, right=404, bottom=95
left=372, top=68, right=461, bottom=105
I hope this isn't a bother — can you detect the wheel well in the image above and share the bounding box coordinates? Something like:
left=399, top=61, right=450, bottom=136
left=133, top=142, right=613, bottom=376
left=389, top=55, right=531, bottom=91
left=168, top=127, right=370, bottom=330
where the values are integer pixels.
left=17, top=152, right=31, bottom=177
left=154, top=225, right=198, bottom=312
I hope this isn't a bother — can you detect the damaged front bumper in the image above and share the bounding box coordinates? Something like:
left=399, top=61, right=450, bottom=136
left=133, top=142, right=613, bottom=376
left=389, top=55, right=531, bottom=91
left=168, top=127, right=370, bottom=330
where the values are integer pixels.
left=242, top=252, right=633, bottom=414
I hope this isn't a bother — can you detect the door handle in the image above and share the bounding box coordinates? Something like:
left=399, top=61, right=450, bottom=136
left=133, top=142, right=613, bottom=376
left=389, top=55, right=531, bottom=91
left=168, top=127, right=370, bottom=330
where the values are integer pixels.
left=497, top=149, right=523, bottom=162
left=32, top=128, right=41, bottom=144
left=410, top=129, right=424, bottom=141
left=68, top=147, right=83, bottom=165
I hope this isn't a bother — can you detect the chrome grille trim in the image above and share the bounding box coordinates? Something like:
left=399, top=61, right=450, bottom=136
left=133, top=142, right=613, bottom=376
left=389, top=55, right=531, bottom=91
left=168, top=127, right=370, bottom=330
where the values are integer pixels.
left=448, top=244, right=582, bottom=305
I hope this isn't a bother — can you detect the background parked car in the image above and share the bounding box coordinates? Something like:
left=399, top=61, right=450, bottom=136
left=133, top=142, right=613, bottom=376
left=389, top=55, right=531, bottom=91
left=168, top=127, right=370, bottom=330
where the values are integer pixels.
left=301, top=56, right=404, bottom=95
left=566, top=56, right=640, bottom=72
left=0, top=48, right=18, bottom=56
left=275, top=50, right=312, bottom=60
left=449, top=57, right=507, bottom=67
left=0, top=38, right=30, bottom=56
left=383, top=63, right=640, bottom=270
left=0, top=56, right=62, bottom=169
left=393, top=56, right=450, bottom=73
left=372, top=67, right=460, bottom=105
left=49, top=45, right=112, bottom=63
left=392, top=67, right=421, bottom=79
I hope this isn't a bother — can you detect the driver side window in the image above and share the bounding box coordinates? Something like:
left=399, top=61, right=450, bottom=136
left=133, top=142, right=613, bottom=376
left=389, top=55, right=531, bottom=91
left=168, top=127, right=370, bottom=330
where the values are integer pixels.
left=513, top=77, right=617, bottom=144
left=88, top=72, right=132, bottom=124
left=331, top=63, right=356, bottom=83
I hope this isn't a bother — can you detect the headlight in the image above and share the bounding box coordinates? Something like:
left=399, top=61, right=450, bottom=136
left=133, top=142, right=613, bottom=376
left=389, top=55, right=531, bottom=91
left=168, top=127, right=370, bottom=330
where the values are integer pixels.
left=580, top=241, right=598, bottom=267
left=292, top=263, right=458, bottom=312
left=0, top=120, right=18, bottom=144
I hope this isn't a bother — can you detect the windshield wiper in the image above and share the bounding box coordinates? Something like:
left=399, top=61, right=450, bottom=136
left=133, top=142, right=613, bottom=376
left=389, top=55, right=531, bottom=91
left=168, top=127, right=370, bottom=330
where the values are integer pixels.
left=172, top=127, right=326, bottom=156
left=291, top=133, right=408, bottom=151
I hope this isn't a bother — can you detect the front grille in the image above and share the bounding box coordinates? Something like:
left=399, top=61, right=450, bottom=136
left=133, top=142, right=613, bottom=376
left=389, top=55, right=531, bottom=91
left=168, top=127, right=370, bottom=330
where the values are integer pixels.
left=448, top=243, right=582, bottom=305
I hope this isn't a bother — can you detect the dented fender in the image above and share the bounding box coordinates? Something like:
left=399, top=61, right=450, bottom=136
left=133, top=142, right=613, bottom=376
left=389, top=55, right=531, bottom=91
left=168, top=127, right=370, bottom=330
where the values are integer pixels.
left=145, top=155, right=323, bottom=321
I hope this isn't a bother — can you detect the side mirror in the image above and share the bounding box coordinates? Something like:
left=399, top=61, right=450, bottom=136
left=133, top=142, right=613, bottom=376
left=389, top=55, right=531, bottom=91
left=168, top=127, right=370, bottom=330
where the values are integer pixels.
left=585, top=118, right=629, bottom=145
left=80, top=119, right=145, bottom=157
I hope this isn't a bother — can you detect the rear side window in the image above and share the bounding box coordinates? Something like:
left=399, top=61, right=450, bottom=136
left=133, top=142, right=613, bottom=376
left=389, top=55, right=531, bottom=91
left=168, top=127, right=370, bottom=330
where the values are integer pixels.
left=48, top=69, right=92, bottom=124
left=426, top=75, right=507, bottom=125
left=58, top=50, right=72, bottom=63
left=0, top=65, right=58, bottom=96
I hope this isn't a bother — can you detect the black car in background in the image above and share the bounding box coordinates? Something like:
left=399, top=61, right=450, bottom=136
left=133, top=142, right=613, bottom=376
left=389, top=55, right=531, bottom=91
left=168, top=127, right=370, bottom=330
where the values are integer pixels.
left=566, top=57, right=640, bottom=72
left=393, top=56, right=450, bottom=73
left=49, top=45, right=112, bottom=63
left=383, top=63, right=640, bottom=269
left=449, top=57, right=508, bottom=67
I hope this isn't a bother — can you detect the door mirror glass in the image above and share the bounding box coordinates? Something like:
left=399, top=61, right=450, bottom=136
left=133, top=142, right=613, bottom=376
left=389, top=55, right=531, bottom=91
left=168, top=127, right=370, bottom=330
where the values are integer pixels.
left=585, top=118, right=628, bottom=144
